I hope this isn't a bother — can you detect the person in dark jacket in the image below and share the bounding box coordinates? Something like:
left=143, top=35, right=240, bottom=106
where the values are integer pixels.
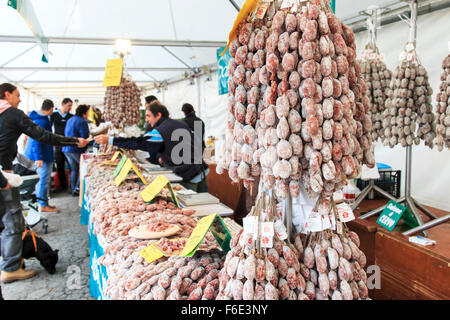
left=23, top=99, right=59, bottom=213
left=50, top=98, right=73, bottom=193
left=0, top=83, right=89, bottom=284
left=181, top=103, right=206, bottom=151
left=62, top=105, right=90, bottom=197
left=95, top=102, right=209, bottom=192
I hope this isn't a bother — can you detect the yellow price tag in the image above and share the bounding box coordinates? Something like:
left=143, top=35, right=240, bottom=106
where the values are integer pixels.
left=138, top=244, right=164, bottom=264
left=180, top=214, right=217, bottom=257
left=103, top=58, right=123, bottom=87
left=110, top=151, right=122, bottom=162
left=140, top=175, right=170, bottom=203
left=114, top=158, right=147, bottom=186
left=129, top=161, right=147, bottom=185
left=114, top=158, right=133, bottom=187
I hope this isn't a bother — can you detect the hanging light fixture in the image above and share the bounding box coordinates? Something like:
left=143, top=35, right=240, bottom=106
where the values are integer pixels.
left=114, top=39, right=132, bottom=57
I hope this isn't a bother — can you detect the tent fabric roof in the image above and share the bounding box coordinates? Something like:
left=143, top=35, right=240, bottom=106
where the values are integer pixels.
left=0, top=0, right=405, bottom=104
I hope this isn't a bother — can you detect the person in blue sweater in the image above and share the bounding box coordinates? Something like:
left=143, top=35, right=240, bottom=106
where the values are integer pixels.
left=62, top=104, right=90, bottom=196
left=23, top=99, right=60, bottom=213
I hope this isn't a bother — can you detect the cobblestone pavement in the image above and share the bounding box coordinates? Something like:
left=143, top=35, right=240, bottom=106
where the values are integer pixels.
left=1, top=192, right=94, bottom=300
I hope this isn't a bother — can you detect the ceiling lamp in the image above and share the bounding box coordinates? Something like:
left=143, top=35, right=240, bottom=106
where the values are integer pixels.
left=114, top=39, right=132, bottom=57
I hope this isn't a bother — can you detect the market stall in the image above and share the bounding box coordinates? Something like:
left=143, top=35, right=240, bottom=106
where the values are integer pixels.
left=1, top=0, right=449, bottom=302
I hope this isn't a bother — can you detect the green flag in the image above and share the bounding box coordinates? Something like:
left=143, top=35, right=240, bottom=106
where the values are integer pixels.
left=8, top=0, right=49, bottom=63
left=331, top=0, right=336, bottom=13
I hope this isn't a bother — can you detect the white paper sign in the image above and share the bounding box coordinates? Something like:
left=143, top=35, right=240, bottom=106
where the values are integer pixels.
left=305, top=211, right=323, bottom=232
left=260, top=235, right=274, bottom=248
left=336, top=221, right=343, bottom=234
left=336, top=203, right=355, bottom=223
left=261, top=222, right=274, bottom=236
left=274, top=220, right=288, bottom=241
left=243, top=216, right=259, bottom=237
left=321, top=215, right=332, bottom=230
left=405, top=43, right=415, bottom=52
left=330, top=214, right=336, bottom=231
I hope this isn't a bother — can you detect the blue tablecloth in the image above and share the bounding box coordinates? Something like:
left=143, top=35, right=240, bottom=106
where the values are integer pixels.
left=81, top=178, right=109, bottom=300
left=88, top=213, right=108, bottom=300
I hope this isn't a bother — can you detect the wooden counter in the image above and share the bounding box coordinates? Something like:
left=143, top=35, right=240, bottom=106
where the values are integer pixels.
left=206, top=163, right=242, bottom=213
left=349, top=199, right=450, bottom=300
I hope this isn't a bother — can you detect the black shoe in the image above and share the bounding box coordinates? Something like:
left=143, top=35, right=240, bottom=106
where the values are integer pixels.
left=72, top=191, right=80, bottom=197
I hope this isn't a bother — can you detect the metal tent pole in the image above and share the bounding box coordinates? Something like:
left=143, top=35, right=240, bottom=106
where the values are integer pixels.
left=285, top=193, right=293, bottom=243
left=402, top=214, right=450, bottom=236
left=352, top=7, right=400, bottom=212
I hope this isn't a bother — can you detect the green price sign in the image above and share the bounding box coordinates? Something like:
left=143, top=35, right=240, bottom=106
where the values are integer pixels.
left=377, top=200, right=419, bottom=231
left=114, top=155, right=128, bottom=177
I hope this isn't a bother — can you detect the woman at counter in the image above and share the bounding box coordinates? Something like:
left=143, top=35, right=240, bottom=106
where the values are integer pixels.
left=94, top=102, right=209, bottom=193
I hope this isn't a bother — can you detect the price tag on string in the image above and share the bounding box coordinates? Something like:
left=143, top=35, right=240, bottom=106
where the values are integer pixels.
left=399, top=51, right=407, bottom=61
left=243, top=216, right=259, bottom=239
left=274, top=219, right=288, bottom=240
left=330, top=214, right=336, bottom=230
left=405, top=43, right=415, bottom=52
left=336, top=202, right=355, bottom=223
left=336, top=221, right=343, bottom=234
left=260, top=222, right=274, bottom=248
left=255, top=3, right=269, bottom=19
left=305, top=211, right=323, bottom=232
left=321, top=215, right=332, bottom=230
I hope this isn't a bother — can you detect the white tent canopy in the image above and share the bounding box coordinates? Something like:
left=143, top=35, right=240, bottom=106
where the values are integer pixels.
left=3, top=0, right=447, bottom=106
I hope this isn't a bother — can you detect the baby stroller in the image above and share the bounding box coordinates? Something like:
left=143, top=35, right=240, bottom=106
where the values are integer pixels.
left=13, top=154, right=49, bottom=234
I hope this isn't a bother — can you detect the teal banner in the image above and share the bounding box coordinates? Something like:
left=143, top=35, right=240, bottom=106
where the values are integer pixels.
left=331, top=0, right=335, bottom=13
left=217, top=46, right=231, bottom=95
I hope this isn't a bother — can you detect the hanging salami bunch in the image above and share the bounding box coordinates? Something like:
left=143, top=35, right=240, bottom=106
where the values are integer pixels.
left=216, top=193, right=305, bottom=300
left=103, top=75, right=143, bottom=129
left=297, top=196, right=370, bottom=300
left=434, top=54, right=450, bottom=151
left=218, top=0, right=375, bottom=201
left=358, top=48, right=393, bottom=142
left=382, top=44, right=435, bottom=148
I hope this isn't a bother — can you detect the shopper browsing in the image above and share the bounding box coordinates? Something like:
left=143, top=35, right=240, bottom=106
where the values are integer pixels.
left=62, top=105, right=90, bottom=197
left=0, top=83, right=89, bottom=283
left=95, top=102, right=209, bottom=192
left=23, top=99, right=60, bottom=213
left=50, top=98, right=73, bottom=193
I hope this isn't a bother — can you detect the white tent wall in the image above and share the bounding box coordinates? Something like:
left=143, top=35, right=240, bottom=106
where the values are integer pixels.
left=357, top=8, right=450, bottom=211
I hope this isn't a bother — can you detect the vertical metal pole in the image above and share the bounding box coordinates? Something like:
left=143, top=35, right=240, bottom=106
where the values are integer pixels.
left=196, top=76, right=202, bottom=118
left=405, top=146, right=412, bottom=197
left=286, top=194, right=293, bottom=242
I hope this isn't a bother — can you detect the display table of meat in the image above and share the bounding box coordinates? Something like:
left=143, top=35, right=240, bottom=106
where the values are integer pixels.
left=80, top=153, right=239, bottom=300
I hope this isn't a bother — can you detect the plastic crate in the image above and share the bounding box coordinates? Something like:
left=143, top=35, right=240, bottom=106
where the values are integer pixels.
left=357, top=170, right=401, bottom=200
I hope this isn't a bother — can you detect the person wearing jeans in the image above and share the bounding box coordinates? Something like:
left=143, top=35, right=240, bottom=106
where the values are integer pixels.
left=0, top=83, right=89, bottom=283
left=50, top=98, right=73, bottom=193
left=23, top=99, right=59, bottom=213
left=63, top=105, right=90, bottom=196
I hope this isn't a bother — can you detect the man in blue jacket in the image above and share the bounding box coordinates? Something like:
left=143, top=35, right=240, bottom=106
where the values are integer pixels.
left=63, top=105, right=90, bottom=196
left=95, top=102, right=209, bottom=192
left=24, top=99, right=59, bottom=213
